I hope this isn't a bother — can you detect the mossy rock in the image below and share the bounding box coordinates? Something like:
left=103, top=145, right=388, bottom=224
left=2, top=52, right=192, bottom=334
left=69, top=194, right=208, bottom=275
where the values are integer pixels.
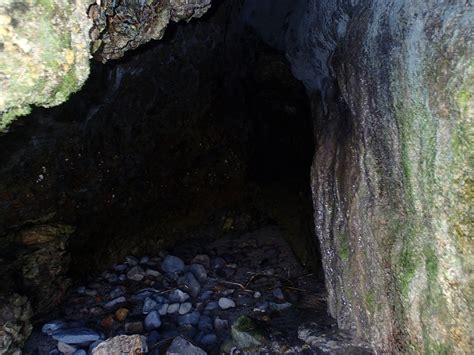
left=230, top=316, right=269, bottom=350
left=0, top=0, right=92, bottom=131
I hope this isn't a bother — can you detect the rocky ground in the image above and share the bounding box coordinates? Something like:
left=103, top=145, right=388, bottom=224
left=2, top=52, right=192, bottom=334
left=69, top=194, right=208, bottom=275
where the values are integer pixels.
left=23, top=226, right=372, bottom=354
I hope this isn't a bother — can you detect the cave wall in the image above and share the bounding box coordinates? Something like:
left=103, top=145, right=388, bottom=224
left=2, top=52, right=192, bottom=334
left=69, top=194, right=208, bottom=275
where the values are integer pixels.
left=243, top=0, right=472, bottom=352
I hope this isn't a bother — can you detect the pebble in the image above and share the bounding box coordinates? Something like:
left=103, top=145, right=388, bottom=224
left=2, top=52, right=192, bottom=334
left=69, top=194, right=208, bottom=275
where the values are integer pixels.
left=168, top=289, right=190, bottom=303
left=179, top=302, right=192, bottom=315
left=114, top=308, right=129, bottom=321
left=104, top=273, right=119, bottom=283
left=236, top=297, right=253, bottom=306
left=272, top=288, right=285, bottom=301
left=100, top=315, right=114, bottom=330
left=104, top=296, right=127, bottom=311
left=57, top=341, right=77, bottom=354
left=76, top=286, right=86, bottom=294
left=166, top=336, right=206, bottom=355
left=189, top=264, right=207, bottom=283
left=218, top=297, right=235, bottom=310
left=161, top=255, right=185, bottom=273
left=253, top=291, right=262, bottom=299
left=52, top=328, right=100, bottom=345
left=144, top=311, right=161, bottom=330
left=127, top=266, right=145, bottom=281
left=204, top=302, right=218, bottom=312
left=197, top=315, right=213, bottom=332
left=222, top=289, right=234, bottom=296
left=255, top=301, right=269, bottom=312
left=199, top=290, right=213, bottom=301
left=147, top=330, right=160, bottom=345
left=213, top=317, right=228, bottom=331
left=269, top=302, right=292, bottom=311
left=143, top=297, right=159, bottom=314
left=145, top=268, right=161, bottom=278
left=84, top=289, right=98, bottom=297
left=125, top=321, right=144, bottom=334
left=201, top=333, right=217, bottom=345
left=72, top=350, right=87, bottom=355
left=191, top=254, right=211, bottom=269
left=109, top=286, right=126, bottom=299
left=113, top=264, right=128, bottom=272
left=42, top=320, right=66, bottom=335
left=158, top=303, right=169, bottom=315
left=125, top=256, right=139, bottom=266
left=88, top=307, right=103, bottom=317
left=177, top=311, right=201, bottom=326
left=140, top=256, right=150, bottom=264
left=167, top=303, right=180, bottom=314
left=177, top=272, right=201, bottom=297
left=212, top=257, right=226, bottom=269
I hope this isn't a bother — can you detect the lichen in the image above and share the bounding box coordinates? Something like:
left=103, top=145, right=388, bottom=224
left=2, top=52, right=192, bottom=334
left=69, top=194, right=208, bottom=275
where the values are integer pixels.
left=0, top=0, right=91, bottom=131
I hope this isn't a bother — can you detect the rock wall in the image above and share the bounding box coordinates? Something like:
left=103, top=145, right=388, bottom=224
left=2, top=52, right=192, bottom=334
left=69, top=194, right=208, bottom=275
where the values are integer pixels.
left=246, top=0, right=472, bottom=352
left=0, top=0, right=212, bottom=130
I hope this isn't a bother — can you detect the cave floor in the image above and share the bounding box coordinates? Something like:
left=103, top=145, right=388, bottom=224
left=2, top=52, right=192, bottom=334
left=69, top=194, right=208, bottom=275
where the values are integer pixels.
left=24, top=226, right=372, bottom=354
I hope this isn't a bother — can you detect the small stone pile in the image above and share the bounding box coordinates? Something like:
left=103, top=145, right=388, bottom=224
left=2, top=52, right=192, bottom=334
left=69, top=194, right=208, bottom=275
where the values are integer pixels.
left=24, top=226, right=372, bottom=354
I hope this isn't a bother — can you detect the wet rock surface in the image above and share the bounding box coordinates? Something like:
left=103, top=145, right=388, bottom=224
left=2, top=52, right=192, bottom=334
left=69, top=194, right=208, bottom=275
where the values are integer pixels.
left=24, top=226, right=371, bottom=354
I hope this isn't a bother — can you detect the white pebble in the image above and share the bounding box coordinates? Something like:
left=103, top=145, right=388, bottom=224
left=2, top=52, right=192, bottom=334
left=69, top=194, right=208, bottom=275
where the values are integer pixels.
left=218, top=297, right=235, bottom=310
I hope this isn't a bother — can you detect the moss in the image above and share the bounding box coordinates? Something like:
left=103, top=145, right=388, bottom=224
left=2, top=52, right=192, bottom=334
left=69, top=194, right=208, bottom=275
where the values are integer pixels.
left=231, top=316, right=268, bottom=349
left=337, top=231, right=350, bottom=261
left=51, top=68, right=79, bottom=104
left=0, top=0, right=90, bottom=130
left=398, top=246, right=417, bottom=298
left=424, top=249, right=438, bottom=285
left=0, top=106, right=32, bottom=131
left=366, top=288, right=376, bottom=313
left=234, top=316, right=255, bottom=333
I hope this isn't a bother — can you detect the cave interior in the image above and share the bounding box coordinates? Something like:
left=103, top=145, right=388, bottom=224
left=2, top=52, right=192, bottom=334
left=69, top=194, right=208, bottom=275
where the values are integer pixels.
left=1, top=0, right=471, bottom=354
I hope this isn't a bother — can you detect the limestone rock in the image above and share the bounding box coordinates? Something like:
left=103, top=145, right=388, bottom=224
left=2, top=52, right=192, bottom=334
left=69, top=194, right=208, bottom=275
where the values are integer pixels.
left=92, top=335, right=147, bottom=355
left=88, top=0, right=211, bottom=63
left=0, top=0, right=212, bottom=129
left=0, top=0, right=91, bottom=130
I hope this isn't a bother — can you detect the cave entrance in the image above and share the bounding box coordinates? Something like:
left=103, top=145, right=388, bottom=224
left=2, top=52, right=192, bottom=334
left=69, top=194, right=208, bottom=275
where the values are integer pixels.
left=22, top=41, right=331, bottom=355
left=20, top=41, right=331, bottom=353
left=15, top=13, right=335, bottom=355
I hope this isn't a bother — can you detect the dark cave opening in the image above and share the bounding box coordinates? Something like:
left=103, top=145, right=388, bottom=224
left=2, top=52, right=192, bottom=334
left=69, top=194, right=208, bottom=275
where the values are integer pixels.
left=1, top=3, right=332, bottom=353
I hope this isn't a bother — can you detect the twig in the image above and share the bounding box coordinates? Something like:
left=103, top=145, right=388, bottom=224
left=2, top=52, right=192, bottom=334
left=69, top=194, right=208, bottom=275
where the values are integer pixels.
left=157, top=285, right=188, bottom=295
left=218, top=280, right=254, bottom=292
left=283, top=286, right=309, bottom=292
